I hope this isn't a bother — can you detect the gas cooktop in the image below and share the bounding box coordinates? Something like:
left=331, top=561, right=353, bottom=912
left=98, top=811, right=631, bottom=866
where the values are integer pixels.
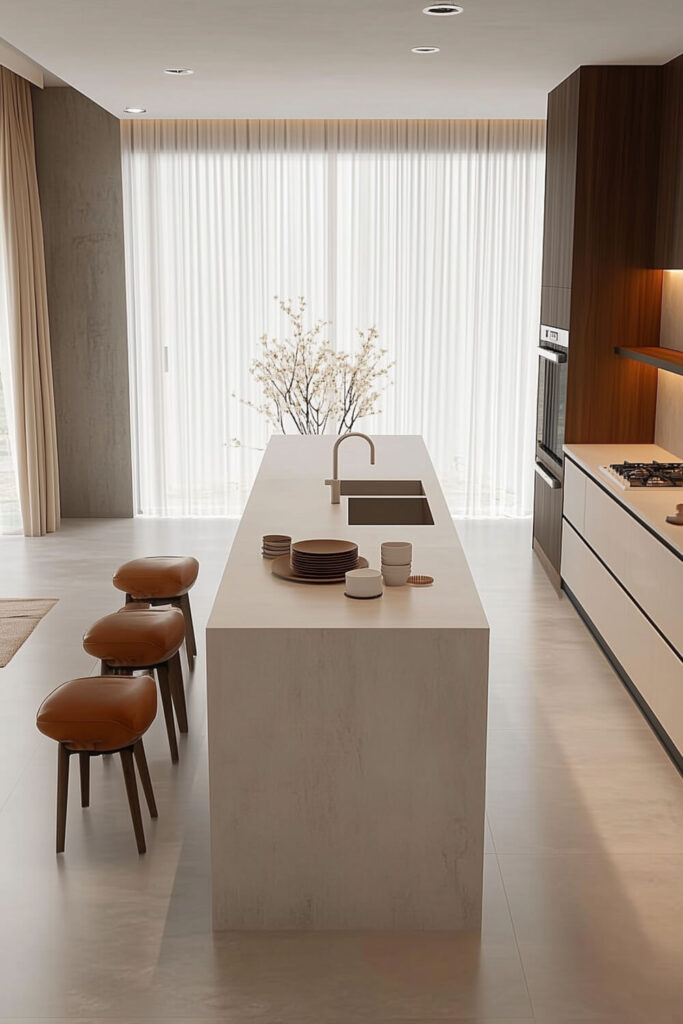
left=599, top=461, right=683, bottom=489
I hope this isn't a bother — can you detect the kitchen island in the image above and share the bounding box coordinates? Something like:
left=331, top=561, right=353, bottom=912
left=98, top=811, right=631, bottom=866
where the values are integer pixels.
left=207, top=435, right=489, bottom=929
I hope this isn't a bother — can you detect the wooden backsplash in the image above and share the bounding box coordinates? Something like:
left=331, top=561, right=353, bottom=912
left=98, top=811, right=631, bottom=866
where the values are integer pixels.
left=655, top=271, right=683, bottom=455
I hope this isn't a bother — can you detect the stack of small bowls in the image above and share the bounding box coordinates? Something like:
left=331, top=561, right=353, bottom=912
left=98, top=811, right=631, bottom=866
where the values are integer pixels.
left=381, top=541, right=412, bottom=586
left=262, top=534, right=291, bottom=560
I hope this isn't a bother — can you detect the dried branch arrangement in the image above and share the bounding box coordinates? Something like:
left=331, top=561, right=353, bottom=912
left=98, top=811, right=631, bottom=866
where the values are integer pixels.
left=239, top=297, right=393, bottom=435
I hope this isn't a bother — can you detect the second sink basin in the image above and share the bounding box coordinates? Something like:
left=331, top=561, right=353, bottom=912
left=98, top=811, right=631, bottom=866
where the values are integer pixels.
left=339, top=479, right=426, bottom=496
left=347, top=496, right=434, bottom=526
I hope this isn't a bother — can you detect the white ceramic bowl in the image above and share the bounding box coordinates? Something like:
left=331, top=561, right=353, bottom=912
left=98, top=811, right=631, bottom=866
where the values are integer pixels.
left=381, top=563, right=411, bottom=586
left=381, top=541, right=412, bottom=566
left=345, top=568, right=383, bottom=598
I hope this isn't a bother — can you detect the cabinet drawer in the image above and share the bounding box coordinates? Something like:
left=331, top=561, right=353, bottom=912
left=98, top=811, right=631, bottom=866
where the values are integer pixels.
left=562, top=523, right=683, bottom=755
left=563, top=458, right=586, bottom=534
left=582, top=477, right=683, bottom=654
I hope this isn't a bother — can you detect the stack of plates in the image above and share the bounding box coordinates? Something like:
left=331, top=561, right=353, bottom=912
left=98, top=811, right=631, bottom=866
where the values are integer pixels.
left=291, top=539, right=359, bottom=579
left=262, top=534, right=291, bottom=560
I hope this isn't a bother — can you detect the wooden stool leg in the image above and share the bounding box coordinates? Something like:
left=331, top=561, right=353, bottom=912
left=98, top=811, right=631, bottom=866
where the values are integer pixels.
left=120, top=746, right=146, bottom=854
left=177, top=593, right=197, bottom=661
left=133, top=739, right=158, bottom=818
left=168, top=652, right=188, bottom=733
left=56, top=744, right=70, bottom=853
left=156, top=662, right=179, bottom=763
left=79, top=752, right=90, bottom=807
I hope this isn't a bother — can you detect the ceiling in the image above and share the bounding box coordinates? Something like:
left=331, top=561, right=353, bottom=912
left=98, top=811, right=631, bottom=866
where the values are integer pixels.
left=1, top=0, right=682, bottom=119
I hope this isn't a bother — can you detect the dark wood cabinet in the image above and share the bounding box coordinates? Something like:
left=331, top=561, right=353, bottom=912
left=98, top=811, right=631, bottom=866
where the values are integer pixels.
left=532, top=468, right=564, bottom=581
left=655, top=54, right=683, bottom=269
left=533, top=65, right=664, bottom=578
left=540, top=71, right=580, bottom=331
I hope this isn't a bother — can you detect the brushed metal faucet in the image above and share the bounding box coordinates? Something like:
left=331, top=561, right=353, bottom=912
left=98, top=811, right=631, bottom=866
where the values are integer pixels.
left=325, top=432, right=376, bottom=504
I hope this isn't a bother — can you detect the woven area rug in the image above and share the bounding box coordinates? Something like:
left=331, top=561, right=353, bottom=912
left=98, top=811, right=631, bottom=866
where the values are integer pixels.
left=0, top=599, right=58, bottom=667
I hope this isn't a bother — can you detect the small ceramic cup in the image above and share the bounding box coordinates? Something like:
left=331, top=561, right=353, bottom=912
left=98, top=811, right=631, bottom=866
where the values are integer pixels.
left=381, top=563, right=411, bottom=587
left=345, top=568, right=383, bottom=598
left=381, top=541, right=412, bottom=566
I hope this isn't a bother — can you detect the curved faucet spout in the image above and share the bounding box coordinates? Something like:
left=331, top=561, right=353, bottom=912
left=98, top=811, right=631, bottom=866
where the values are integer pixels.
left=326, top=432, right=376, bottom=504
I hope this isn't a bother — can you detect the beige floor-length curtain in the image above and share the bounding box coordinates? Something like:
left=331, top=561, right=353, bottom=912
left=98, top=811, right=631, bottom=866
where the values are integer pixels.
left=0, top=67, right=59, bottom=535
left=122, top=119, right=545, bottom=517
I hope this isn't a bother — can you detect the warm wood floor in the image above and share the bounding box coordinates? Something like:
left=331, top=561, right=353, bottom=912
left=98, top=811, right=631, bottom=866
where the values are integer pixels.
left=0, top=516, right=680, bottom=1022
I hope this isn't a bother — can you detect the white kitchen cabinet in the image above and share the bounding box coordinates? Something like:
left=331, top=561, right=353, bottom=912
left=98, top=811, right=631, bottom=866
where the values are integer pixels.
left=582, top=475, right=683, bottom=652
left=563, top=458, right=587, bottom=534
left=561, top=451, right=682, bottom=763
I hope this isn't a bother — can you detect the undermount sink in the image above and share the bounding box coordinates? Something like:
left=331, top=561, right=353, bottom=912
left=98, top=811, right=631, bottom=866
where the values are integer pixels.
left=347, top=496, right=434, bottom=526
left=339, top=479, right=426, bottom=496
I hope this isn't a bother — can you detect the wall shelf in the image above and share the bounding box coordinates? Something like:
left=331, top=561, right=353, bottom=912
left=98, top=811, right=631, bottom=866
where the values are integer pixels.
left=614, top=346, right=683, bottom=377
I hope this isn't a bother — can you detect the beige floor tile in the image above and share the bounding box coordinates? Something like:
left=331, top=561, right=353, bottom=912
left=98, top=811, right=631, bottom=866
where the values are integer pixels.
left=497, top=851, right=683, bottom=1022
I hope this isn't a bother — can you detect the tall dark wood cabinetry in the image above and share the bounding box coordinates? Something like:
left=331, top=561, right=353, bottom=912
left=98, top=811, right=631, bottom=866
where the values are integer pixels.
left=533, top=65, right=664, bottom=580
left=656, top=54, right=683, bottom=269
left=540, top=73, right=579, bottom=331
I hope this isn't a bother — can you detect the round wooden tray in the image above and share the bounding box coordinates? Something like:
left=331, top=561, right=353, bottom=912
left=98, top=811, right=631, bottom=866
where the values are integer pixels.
left=272, top=555, right=368, bottom=585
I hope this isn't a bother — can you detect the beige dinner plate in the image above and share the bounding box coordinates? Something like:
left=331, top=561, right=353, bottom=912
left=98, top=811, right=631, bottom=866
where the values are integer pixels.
left=291, top=539, right=358, bottom=557
left=272, top=555, right=368, bottom=584
left=292, top=556, right=359, bottom=569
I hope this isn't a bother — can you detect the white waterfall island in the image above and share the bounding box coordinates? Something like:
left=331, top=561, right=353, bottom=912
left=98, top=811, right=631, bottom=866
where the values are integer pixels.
left=207, top=435, right=489, bottom=930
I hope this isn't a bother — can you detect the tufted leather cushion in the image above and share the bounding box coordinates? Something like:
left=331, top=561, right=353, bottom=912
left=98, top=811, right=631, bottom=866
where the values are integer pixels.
left=83, top=608, right=185, bottom=667
left=112, top=556, right=199, bottom=599
left=36, top=675, right=157, bottom=752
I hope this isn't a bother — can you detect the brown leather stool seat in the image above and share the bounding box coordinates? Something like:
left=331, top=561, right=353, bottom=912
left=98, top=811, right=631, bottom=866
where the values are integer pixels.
left=37, top=674, right=157, bottom=751
left=112, top=556, right=199, bottom=661
left=83, top=607, right=185, bottom=667
left=113, top=556, right=199, bottom=599
left=83, top=608, right=187, bottom=763
left=36, top=675, right=158, bottom=854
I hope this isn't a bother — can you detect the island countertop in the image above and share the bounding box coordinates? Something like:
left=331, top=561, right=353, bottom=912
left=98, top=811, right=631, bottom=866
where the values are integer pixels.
left=207, top=434, right=488, bottom=632
left=207, top=434, right=489, bottom=930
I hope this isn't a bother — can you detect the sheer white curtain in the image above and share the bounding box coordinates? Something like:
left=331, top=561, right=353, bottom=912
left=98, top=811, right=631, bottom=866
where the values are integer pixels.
left=121, top=119, right=545, bottom=517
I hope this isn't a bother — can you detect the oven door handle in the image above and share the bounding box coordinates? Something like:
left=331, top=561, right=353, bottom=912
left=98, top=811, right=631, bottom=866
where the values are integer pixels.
left=538, top=346, right=567, bottom=364
left=534, top=462, right=561, bottom=489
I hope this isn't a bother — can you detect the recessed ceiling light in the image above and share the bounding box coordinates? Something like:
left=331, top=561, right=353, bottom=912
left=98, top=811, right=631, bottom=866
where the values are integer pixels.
left=423, top=3, right=463, bottom=14
left=411, top=46, right=440, bottom=53
left=124, top=106, right=146, bottom=114
left=164, top=68, right=194, bottom=76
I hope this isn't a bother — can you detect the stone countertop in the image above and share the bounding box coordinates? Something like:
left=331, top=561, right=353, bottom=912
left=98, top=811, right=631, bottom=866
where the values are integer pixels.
left=207, top=434, right=489, bottom=631
left=563, top=442, right=683, bottom=558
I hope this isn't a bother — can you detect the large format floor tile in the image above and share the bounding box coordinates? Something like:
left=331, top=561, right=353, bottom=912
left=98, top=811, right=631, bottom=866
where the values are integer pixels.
left=0, top=516, right=680, bottom=1022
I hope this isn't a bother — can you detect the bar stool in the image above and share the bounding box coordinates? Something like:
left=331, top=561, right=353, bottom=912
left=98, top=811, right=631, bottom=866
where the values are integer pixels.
left=112, top=557, right=199, bottom=661
left=36, top=674, right=158, bottom=854
left=83, top=607, right=187, bottom=764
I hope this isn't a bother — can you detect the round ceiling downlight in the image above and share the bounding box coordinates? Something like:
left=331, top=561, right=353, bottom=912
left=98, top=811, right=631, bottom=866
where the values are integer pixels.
left=423, top=3, right=463, bottom=13
left=164, top=68, right=194, bottom=76
left=124, top=106, right=146, bottom=114
left=411, top=46, right=440, bottom=53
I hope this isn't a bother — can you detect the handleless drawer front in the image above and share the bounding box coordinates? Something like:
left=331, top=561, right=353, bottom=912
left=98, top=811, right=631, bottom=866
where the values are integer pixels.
left=582, top=477, right=683, bottom=654
left=562, top=523, right=683, bottom=755
left=563, top=458, right=587, bottom=534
